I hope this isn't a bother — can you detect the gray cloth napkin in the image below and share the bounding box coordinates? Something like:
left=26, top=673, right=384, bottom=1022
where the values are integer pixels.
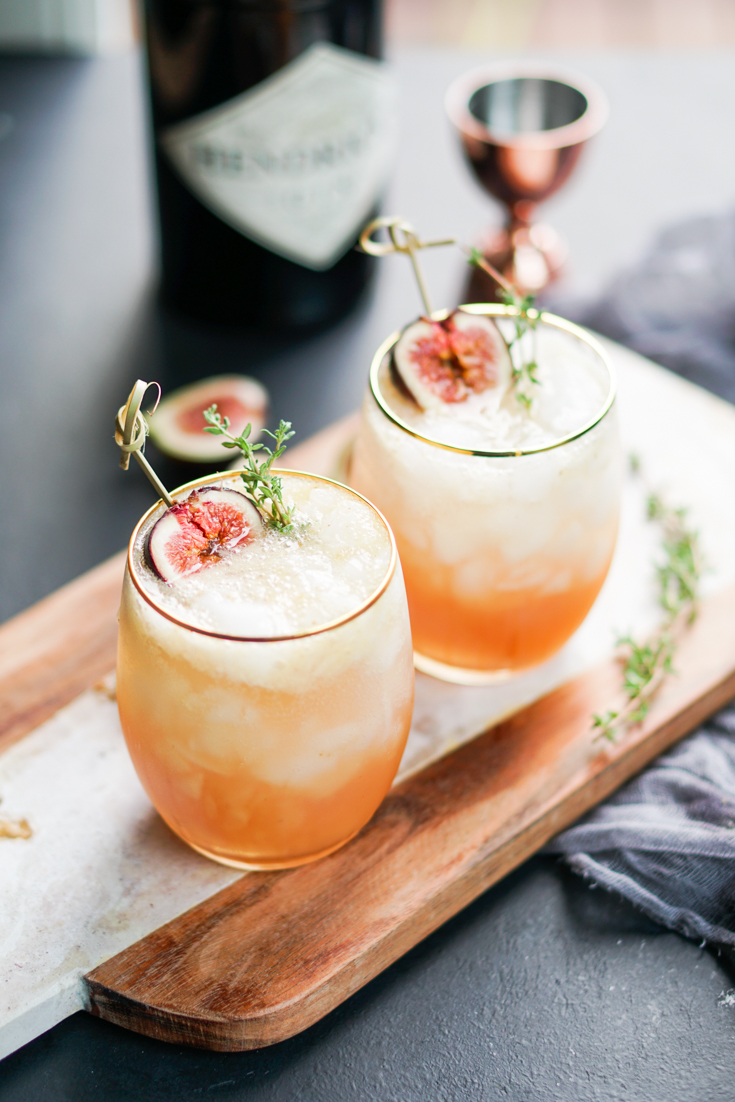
left=542, top=209, right=735, bottom=952
left=546, top=704, right=735, bottom=951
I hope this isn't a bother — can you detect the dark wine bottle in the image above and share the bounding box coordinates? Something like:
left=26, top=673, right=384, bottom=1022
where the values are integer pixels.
left=144, top=0, right=393, bottom=330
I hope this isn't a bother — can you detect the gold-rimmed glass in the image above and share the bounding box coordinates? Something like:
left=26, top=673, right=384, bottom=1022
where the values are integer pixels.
left=117, top=470, right=414, bottom=870
left=350, top=305, right=622, bottom=684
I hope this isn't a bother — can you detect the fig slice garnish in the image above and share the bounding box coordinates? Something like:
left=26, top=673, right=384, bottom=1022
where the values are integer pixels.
left=393, top=310, right=512, bottom=410
left=147, top=375, right=268, bottom=463
left=147, top=487, right=261, bottom=582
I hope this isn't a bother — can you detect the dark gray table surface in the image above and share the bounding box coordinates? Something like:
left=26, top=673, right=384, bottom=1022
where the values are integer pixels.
left=2, top=47, right=735, bottom=1101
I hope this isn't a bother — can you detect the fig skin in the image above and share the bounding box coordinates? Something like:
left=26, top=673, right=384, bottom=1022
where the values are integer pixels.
left=147, top=486, right=261, bottom=583
left=393, top=310, right=512, bottom=411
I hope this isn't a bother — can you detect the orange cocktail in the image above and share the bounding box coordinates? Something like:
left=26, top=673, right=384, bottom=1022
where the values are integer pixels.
left=117, top=470, right=414, bottom=869
left=351, top=305, right=621, bottom=682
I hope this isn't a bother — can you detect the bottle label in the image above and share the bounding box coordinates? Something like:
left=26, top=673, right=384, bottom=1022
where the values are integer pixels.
left=161, top=43, right=398, bottom=271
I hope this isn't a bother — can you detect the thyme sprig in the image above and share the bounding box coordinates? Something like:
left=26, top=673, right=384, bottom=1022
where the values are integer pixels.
left=467, top=247, right=539, bottom=408
left=203, top=407, right=296, bottom=532
left=593, top=489, right=702, bottom=742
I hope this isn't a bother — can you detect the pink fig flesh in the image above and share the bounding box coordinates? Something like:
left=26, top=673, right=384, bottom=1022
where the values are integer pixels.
left=393, top=310, right=512, bottom=410
left=394, top=319, right=467, bottom=409
left=176, top=394, right=257, bottom=436
left=147, top=486, right=261, bottom=582
left=445, top=311, right=512, bottom=394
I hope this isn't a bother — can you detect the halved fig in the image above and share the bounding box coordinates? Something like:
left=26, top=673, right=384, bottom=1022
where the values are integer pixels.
left=393, top=310, right=512, bottom=410
left=147, top=486, right=261, bottom=582
left=147, top=375, right=268, bottom=463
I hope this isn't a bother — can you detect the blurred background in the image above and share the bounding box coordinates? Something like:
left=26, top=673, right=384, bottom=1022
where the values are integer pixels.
left=2, top=0, right=735, bottom=620
left=388, top=0, right=735, bottom=49
left=2, top=0, right=735, bottom=53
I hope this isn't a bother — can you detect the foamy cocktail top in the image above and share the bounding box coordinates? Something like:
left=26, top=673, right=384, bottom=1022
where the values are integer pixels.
left=378, top=310, right=612, bottom=453
left=132, top=474, right=393, bottom=639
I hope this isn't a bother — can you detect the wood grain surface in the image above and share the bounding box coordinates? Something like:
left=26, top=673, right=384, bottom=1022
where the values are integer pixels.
left=0, top=552, right=125, bottom=754
left=0, top=417, right=357, bottom=756
left=84, top=579, right=735, bottom=1050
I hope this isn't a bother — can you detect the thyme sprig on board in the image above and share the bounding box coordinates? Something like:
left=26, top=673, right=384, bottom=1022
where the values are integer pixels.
left=593, top=488, right=702, bottom=742
left=203, top=408, right=296, bottom=532
left=466, top=247, right=539, bottom=408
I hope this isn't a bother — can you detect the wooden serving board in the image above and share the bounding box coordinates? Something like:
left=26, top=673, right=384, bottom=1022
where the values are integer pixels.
left=84, top=596, right=735, bottom=1050
left=4, top=342, right=735, bottom=1056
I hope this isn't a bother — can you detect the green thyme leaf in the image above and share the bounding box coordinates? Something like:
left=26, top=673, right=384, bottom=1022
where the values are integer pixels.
left=593, top=473, right=702, bottom=743
left=203, top=407, right=296, bottom=532
left=465, top=251, right=540, bottom=408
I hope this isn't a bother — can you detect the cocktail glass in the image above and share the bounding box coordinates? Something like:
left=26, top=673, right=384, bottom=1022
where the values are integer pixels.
left=350, top=305, right=621, bottom=685
left=117, top=469, right=414, bottom=869
left=445, top=64, right=608, bottom=298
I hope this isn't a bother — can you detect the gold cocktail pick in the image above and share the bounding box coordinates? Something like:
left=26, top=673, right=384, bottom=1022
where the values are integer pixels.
left=115, top=380, right=174, bottom=508
left=359, top=216, right=455, bottom=316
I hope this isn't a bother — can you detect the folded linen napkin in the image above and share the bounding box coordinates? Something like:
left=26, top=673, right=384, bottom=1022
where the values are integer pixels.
left=546, top=704, right=735, bottom=955
left=544, top=208, right=735, bottom=955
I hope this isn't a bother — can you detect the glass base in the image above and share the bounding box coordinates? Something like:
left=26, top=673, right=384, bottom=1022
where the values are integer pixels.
left=186, top=827, right=361, bottom=871
left=413, top=650, right=519, bottom=686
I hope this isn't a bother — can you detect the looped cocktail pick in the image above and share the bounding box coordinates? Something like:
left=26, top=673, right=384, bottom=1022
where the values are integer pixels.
left=115, top=380, right=174, bottom=508
left=359, top=216, right=455, bottom=316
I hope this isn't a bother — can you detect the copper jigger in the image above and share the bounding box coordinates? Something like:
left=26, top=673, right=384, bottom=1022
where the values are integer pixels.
left=445, top=64, right=608, bottom=299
